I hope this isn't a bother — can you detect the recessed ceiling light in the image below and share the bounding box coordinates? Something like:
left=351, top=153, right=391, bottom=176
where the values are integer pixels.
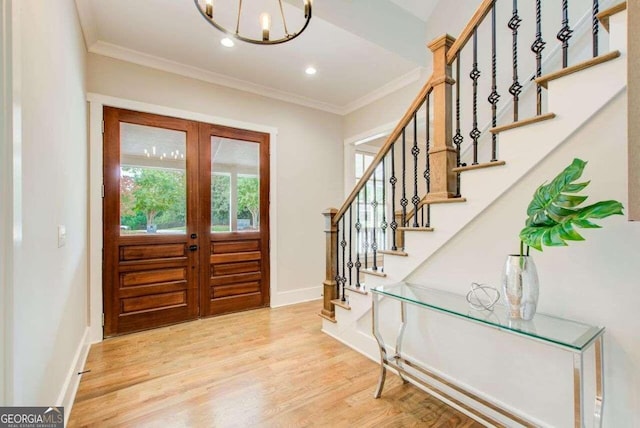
left=220, top=38, right=235, bottom=48
left=305, top=66, right=317, bottom=75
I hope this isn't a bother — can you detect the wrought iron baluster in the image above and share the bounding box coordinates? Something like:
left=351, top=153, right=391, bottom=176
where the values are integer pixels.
left=364, top=181, right=369, bottom=270
left=592, top=0, right=599, bottom=57
left=470, top=28, right=481, bottom=165
left=453, top=56, right=464, bottom=197
left=424, top=91, right=431, bottom=227
left=400, top=129, right=408, bottom=227
left=335, top=220, right=340, bottom=299
left=347, top=205, right=353, bottom=287
left=340, top=215, right=347, bottom=301
left=371, top=166, right=378, bottom=271
left=489, top=5, right=500, bottom=161
left=557, top=0, right=573, bottom=68
left=389, top=143, right=398, bottom=251
left=355, top=192, right=362, bottom=288
left=411, top=113, right=420, bottom=227
left=508, top=0, right=523, bottom=122
left=531, top=0, right=546, bottom=116
left=381, top=156, right=388, bottom=254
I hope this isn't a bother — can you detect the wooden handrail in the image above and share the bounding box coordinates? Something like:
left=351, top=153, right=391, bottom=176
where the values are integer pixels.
left=446, top=0, right=495, bottom=65
left=332, top=77, right=435, bottom=224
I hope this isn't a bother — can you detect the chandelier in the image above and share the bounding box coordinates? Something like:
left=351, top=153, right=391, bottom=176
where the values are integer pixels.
left=194, top=0, right=312, bottom=45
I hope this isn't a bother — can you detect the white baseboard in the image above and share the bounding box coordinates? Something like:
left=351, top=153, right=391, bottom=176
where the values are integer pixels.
left=270, top=286, right=322, bottom=308
left=56, top=327, right=91, bottom=425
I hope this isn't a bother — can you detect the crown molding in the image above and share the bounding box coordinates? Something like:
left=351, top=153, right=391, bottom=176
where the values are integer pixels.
left=342, top=67, right=424, bottom=115
left=74, top=0, right=428, bottom=117
left=85, top=39, right=423, bottom=116
left=88, top=41, right=346, bottom=115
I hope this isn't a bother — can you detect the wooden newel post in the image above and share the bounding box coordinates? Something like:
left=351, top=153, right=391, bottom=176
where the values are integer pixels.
left=321, top=208, right=338, bottom=320
left=427, top=34, right=458, bottom=200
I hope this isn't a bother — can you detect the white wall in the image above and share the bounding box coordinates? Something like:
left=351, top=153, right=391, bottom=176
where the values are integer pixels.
left=342, top=0, right=482, bottom=142
left=5, top=0, right=89, bottom=407
left=86, top=54, right=344, bottom=306
left=0, top=0, right=12, bottom=406
left=630, top=0, right=640, bottom=220
left=405, top=92, right=639, bottom=426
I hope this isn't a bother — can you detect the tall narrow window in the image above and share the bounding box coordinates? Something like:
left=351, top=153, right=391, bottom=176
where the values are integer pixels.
left=354, top=152, right=386, bottom=252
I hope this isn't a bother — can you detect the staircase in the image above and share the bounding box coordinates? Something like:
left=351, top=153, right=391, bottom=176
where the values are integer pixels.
left=320, top=1, right=628, bottom=426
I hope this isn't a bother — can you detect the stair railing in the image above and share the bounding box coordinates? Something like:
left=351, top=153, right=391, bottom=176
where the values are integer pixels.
left=321, top=0, right=609, bottom=320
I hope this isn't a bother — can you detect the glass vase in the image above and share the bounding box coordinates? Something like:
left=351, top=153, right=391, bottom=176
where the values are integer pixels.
left=501, top=255, right=539, bottom=320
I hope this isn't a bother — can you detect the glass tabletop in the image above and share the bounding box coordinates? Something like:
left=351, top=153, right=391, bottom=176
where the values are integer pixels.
left=371, top=282, right=604, bottom=351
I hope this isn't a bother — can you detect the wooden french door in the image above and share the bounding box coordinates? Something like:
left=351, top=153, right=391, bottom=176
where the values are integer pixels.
left=103, top=107, right=270, bottom=336
left=198, top=124, right=270, bottom=317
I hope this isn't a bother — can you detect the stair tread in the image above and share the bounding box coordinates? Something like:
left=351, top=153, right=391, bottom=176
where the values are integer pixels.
left=452, top=160, right=506, bottom=173
left=536, top=51, right=621, bottom=88
left=597, top=2, right=626, bottom=31
left=318, top=312, right=337, bottom=323
left=345, top=285, right=368, bottom=295
left=421, top=196, right=467, bottom=205
left=360, top=268, right=386, bottom=277
left=490, top=113, right=556, bottom=134
left=397, top=227, right=434, bottom=232
left=378, top=249, right=408, bottom=257
left=330, top=299, right=351, bottom=310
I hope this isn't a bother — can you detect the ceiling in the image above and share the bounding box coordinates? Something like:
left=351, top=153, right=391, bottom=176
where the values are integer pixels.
left=75, top=0, right=441, bottom=115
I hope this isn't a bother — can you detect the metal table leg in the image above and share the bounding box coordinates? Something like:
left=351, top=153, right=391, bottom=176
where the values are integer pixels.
left=372, top=292, right=387, bottom=398
left=395, top=301, right=408, bottom=383
left=573, top=352, right=584, bottom=428
left=594, top=336, right=605, bottom=428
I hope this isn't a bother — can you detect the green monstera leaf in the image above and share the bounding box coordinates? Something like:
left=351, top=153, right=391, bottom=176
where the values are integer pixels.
left=519, top=158, right=624, bottom=252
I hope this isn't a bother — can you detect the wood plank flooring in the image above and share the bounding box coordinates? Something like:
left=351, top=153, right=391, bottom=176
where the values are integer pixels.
left=69, top=301, right=483, bottom=427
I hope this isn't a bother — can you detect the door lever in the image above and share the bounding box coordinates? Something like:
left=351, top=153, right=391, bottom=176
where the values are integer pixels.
left=189, top=245, right=198, bottom=251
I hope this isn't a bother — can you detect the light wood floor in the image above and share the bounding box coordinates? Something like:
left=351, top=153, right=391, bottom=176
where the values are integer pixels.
left=69, top=301, right=482, bottom=427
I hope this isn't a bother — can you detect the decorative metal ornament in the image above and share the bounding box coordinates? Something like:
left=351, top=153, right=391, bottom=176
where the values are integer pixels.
left=466, top=282, right=500, bottom=312
left=194, top=0, right=312, bottom=45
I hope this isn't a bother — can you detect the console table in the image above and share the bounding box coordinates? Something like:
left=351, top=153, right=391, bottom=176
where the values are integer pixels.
left=371, top=282, right=604, bottom=428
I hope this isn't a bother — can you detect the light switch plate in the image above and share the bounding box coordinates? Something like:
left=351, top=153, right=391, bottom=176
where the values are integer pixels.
left=58, top=225, right=66, bottom=248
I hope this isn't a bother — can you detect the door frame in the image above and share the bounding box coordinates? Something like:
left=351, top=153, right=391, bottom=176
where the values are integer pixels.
left=1, top=0, right=20, bottom=404
left=87, top=93, right=278, bottom=343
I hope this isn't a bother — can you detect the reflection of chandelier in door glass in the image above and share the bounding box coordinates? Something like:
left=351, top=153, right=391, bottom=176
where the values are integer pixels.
left=142, top=146, right=185, bottom=161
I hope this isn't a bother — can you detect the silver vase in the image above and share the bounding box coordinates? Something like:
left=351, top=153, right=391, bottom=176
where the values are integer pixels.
left=501, top=255, right=539, bottom=320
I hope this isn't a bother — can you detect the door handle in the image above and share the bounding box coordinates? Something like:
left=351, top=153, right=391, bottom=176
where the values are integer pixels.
left=189, top=245, right=198, bottom=251
left=191, top=233, right=197, bottom=239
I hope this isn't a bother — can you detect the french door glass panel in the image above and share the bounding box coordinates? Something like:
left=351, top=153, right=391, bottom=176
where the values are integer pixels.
left=211, top=137, right=260, bottom=233
left=119, top=123, right=187, bottom=235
